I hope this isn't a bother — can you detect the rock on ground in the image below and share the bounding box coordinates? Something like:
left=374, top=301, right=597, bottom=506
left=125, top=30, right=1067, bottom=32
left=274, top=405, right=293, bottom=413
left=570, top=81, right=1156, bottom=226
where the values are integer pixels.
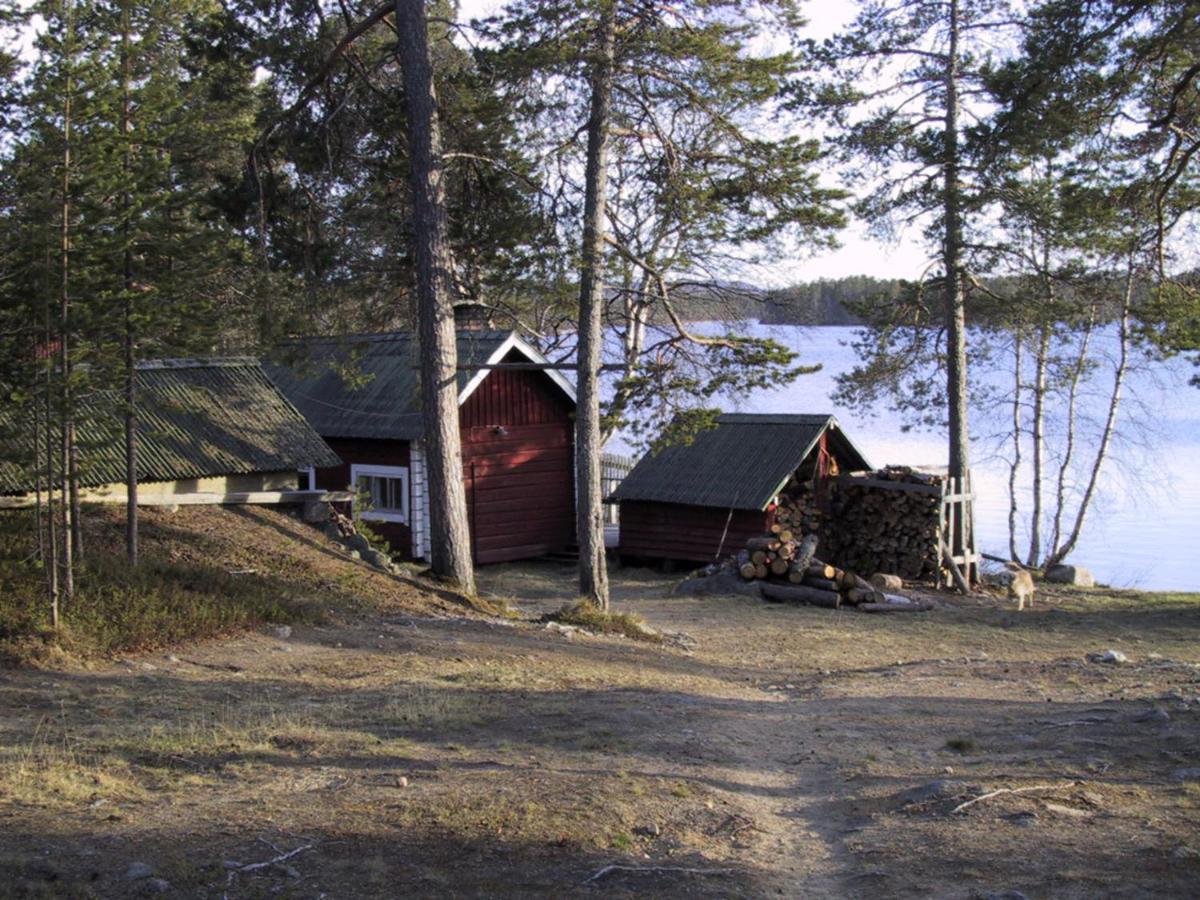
left=674, top=570, right=763, bottom=599
left=123, top=862, right=154, bottom=881
left=1045, top=564, right=1095, bottom=587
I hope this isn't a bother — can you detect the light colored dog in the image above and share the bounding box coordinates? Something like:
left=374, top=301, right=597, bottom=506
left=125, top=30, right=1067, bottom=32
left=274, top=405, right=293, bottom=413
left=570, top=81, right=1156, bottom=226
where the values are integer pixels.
left=1006, top=562, right=1035, bottom=610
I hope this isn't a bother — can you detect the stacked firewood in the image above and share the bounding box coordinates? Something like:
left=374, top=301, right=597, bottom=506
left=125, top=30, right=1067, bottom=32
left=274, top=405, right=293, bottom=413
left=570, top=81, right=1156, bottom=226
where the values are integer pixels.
left=772, top=481, right=824, bottom=537
left=734, top=532, right=890, bottom=609
left=822, top=467, right=944, bottom=581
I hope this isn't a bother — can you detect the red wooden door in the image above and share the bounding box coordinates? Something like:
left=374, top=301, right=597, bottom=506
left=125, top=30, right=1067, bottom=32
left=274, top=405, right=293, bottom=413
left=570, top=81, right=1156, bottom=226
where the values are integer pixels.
left=463, top=422, right=574, bottom=563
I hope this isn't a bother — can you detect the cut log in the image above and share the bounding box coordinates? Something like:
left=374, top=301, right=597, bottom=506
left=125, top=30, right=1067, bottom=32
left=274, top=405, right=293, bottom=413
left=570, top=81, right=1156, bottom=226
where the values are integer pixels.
left=793, top=534, right=818, bottom=572
left=800, top=576, right=839, bottom=592
left=846, top=587, right=886, bottom=605
left=754, top=563, right=768, bottom=579
left=751, top=550, right=767, bottom=566
left=769, top=557, right=790, bottom=576
left=746, top=537, right=776, bottom=552
left=858, top=600, right=934, bottom=613
left=841, top=572, right=874, bottom=593
left=871, top=573, right=904, bottom=591
left=806, top=561, right=836, bottom=579
left=760, top=582, right=841, bottom=608
left=939, top=537, right=971, bottom=595
left=739, top=563, right=757, bottom=581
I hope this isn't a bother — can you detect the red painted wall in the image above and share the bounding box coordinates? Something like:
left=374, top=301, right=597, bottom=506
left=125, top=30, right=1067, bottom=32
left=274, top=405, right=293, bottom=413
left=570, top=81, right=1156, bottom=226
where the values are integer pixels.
left=314, top=437, right=413, bottom=555
left=460, top=352, right=575, bottom=564
left=618, top=500, right=768, bottom=564
left=314, top=353, right=575, bottom=565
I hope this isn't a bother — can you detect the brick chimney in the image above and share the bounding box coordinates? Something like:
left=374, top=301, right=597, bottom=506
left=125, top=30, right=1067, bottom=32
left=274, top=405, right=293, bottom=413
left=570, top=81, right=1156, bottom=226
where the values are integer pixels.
left=453, top=302, right=491, bottom=331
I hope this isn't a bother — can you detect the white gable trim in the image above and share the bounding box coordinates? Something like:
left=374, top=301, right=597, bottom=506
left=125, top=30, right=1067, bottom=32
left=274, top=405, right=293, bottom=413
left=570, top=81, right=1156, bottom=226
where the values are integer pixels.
left=457, top=333, right=577, bottom=406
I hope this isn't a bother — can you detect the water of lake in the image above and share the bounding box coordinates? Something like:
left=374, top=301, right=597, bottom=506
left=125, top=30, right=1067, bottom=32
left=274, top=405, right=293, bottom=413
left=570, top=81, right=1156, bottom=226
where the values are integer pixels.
left=611, top=324, right=1200, bottom=592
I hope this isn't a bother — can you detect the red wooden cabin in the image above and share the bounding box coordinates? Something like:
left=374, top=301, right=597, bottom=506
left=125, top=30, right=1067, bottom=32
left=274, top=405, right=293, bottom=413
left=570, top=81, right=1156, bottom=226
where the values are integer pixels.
left=267, top=330, right=576, bottom=564
left=610, top=414, right=871, bottom=564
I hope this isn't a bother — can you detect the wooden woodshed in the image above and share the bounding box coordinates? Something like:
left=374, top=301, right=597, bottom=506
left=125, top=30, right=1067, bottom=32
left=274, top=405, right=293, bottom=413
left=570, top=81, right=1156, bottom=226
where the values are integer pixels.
left=267, top=330, right=577, bottom=564
left=610, top=414, right=871, bottom=564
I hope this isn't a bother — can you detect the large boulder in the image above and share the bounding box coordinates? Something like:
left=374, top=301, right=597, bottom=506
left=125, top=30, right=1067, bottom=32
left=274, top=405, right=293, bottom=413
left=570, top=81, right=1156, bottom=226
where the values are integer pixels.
left=363, top=548, right=393, bottom=571
left=1045, top=564, right=1095, bottom=587
left=302, top=499, right=331, bottom=524
left=343, top=533, right=372, bottom=556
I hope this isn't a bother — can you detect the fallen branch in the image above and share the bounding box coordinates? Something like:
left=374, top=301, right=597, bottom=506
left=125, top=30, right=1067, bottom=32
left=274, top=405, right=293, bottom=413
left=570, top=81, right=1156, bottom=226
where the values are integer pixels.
left=951, top=781, right=1079, bottom=815
left=584, top=863, right=732, bottom=884
left=1038, top=716, right=1112, bottom=729
left=226, top=843, right=314, bottom=884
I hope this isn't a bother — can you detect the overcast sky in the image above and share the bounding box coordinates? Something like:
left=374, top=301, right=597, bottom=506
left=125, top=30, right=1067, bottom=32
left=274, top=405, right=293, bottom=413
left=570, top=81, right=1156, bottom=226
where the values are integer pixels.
left=455, top=0, right=930, bottom=284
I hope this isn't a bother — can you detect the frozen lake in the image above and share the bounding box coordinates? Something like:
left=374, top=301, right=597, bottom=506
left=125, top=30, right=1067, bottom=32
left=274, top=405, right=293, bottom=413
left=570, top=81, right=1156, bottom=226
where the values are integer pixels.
left=610, top=324, right=1200, bottom=592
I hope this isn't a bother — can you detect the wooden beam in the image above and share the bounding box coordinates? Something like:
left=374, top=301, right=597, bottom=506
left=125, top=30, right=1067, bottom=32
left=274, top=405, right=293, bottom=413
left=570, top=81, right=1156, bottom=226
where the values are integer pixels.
left=0, top=489, right=353, bottom=510
left=939, top=536, right=971, bottom=595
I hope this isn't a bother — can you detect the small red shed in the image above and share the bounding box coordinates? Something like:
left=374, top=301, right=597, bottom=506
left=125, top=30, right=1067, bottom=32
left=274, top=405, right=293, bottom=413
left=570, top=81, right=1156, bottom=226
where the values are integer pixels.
left=610, top=414, right=871, bottom=564
left=267, top=330, right=576, bottom=564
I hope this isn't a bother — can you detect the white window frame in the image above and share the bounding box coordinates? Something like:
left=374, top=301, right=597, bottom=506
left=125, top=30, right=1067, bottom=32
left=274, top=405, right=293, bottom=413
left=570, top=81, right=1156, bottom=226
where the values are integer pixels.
left=350, top=464, right=410, bottom=524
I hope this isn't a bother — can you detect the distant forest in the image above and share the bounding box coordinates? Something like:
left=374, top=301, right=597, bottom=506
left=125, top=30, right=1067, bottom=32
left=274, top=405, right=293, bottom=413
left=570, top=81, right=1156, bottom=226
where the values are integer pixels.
left=669, top=271, right=1186, bottom=326
left=667, top=276, right=902, bottom=325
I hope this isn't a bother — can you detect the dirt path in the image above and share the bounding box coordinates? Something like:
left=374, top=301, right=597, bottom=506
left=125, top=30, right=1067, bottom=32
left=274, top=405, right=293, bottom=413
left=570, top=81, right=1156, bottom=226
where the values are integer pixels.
left=2, top=561, right=1199, bottom=897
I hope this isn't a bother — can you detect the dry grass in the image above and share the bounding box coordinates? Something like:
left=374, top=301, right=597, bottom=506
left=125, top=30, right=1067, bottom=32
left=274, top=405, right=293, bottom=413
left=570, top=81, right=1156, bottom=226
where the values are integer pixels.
left=0, top=505, right=465, bottom=665
left=0, top=556, right=1198, bottom=897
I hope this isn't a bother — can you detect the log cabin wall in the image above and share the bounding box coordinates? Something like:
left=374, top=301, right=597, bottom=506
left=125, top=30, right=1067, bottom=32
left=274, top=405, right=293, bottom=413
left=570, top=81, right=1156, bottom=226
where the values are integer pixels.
left=619, top=501, right=768, bottom=563
left=459, top=351, right=575, bottom=564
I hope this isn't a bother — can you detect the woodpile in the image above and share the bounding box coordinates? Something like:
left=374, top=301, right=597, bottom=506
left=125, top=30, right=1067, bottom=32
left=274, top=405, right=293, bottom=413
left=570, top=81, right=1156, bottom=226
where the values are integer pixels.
left=734, top=532, right=891, bottom=609
left=771, top=477, right=825, bottom=537
left=820, top=466, right=945, bottom=581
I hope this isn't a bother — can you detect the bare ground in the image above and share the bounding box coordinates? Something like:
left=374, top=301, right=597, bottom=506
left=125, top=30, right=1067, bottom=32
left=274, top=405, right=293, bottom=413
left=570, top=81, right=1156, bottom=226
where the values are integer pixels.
left=1, top=510, right=1198, bottom=898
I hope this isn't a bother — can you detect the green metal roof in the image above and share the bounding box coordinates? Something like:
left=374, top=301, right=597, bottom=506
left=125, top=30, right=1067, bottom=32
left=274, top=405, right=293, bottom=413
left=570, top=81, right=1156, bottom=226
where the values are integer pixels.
left=609, top=413, right=872, bottom=511
left=0, top=358, right=340, bottom=493
left=264, top=330, right=567, bottom=440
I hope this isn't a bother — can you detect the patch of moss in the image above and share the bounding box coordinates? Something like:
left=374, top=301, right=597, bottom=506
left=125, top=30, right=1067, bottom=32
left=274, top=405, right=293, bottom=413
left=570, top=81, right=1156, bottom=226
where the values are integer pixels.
left=542, top=599, right=662, bottom=643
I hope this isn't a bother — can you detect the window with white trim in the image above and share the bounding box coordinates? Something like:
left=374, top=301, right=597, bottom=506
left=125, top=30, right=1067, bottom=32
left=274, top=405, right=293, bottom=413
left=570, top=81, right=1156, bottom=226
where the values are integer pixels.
left=350, top=464, right=410, bottom=524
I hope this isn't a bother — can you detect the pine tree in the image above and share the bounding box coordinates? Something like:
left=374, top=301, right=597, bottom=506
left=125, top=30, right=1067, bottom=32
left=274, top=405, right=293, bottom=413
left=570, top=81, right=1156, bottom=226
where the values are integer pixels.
left=0, top=0, right=262, bottom=602
left=482, top=0, right=844, bottom=604
left=804, top=0, right=1026, bottom=490
left=394, top=0, right=476, bottom=593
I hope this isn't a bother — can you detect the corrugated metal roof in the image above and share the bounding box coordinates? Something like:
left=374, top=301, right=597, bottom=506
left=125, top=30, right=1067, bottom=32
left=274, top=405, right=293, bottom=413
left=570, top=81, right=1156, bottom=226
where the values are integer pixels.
left=0, top=358, right=340, bottom=493
left=609, top=413, right=872, bottom=511
left=264, top=330, right=524, bottom=440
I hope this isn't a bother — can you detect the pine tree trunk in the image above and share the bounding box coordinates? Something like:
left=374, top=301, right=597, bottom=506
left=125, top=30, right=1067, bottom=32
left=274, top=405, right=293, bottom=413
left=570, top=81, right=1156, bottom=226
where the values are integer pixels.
left=68, top=424, right=81, bottom=561
left=43, top=312, right=59, bottom=627
left=121, top=8, right=138, bottom=566
left=59, top=31, right=75, bottom=606
left=942, top=0, right=971, bottom=583
left=942, top=0, right=969, bottom=484
left=395, top=0, right=475, bottom=594
left=574, top=1, right=616, bottom=609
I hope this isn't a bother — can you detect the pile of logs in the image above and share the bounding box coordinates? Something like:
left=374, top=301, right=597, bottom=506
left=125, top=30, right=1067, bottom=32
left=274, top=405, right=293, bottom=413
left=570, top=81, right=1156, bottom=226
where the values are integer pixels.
left=772, top=481, right=824, bottom=537
left=822, top=466, right=945, bottom=581
left=734, top=532, right=901, bottom=609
